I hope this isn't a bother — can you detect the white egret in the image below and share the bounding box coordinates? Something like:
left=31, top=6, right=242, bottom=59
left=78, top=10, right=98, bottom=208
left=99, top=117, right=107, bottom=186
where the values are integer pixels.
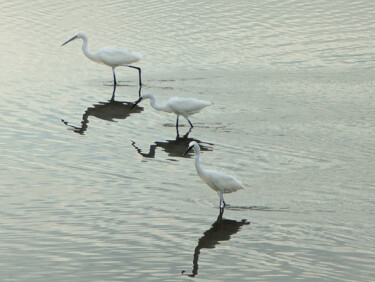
left=61, top=32, right=143, bottom=97
left=132, top=93, right=213, bottom=128
left=184, top=141, right=248, bottom=209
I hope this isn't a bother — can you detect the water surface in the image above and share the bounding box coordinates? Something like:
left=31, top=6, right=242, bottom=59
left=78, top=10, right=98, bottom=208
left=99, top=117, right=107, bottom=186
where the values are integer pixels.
left=0, top=0, right=374, bottom=281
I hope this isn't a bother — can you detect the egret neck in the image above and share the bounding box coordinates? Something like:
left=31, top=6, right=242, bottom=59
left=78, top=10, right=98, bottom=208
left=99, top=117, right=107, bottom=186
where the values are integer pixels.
left=193, top=143, right=205, bottom=179
left=145, top=94, right=167, bottom=111
left=79, top=33, right=97, bottom=63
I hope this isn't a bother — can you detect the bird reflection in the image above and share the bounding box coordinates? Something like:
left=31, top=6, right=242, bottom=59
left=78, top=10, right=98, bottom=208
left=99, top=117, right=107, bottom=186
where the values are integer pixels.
left=111, top=82, right=142, bottom=100
left=131, top=129, right=214, bottom=158
left=182, top=209, right=250, bottom=277
left=62, top=99, right=143, bottom=135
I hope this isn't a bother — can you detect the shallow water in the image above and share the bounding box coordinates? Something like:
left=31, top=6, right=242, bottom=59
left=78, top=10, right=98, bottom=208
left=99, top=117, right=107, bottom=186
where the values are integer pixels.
left=0, top=0, right=374, bottom=281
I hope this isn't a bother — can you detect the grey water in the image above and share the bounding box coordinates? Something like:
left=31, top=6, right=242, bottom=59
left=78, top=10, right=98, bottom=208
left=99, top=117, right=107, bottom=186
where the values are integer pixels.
left=0, top=0, right=374, bottom=281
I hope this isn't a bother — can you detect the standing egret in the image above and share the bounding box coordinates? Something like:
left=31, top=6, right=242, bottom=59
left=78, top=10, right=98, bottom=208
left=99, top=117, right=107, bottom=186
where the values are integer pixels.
left=61, top=32, right=143, bottom=99
left=184, top=141, right=248, bottom=209
left=132, top=93, right=213, bottom=129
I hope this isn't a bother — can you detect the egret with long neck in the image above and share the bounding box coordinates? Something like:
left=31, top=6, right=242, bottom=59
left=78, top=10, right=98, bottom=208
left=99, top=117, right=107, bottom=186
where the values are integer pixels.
left=184, top=141, right=248, bottom=210
left=61, top=32, right=143, bottom=99
left=132, top=93, right=213, bottom=129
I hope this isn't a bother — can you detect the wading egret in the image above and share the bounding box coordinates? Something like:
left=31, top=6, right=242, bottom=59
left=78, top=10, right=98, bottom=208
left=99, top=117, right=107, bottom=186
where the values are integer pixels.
left=132, top=93, right=213, bottom=128
left=184, top=141, right=248, bottom=209
left=61, top=32, right=143, bottom=97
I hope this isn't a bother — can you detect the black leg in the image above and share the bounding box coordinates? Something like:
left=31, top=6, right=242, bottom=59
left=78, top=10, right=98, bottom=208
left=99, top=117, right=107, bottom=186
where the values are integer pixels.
left=111, top=83, right=116, bottom=101
left=138, top=67, right=142, bottom=87
left=186, top=117, right=194, bottom=128
left=128, top=66, right=142, bottom=87
left=176, top=115, right=179, bottom=128
left=112, top=67, right=117, bottom=86
left=176, top=127, right=180, bottom=138
left=219, top=207, right=224, bottom=217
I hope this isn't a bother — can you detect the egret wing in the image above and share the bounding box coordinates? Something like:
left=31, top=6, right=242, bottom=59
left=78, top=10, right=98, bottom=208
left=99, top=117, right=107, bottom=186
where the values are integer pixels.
left=202, top=169, right=245, bottom=193
left=167, top=97, right=213, bottom=115
left=96, top=47, right=143, bottom=66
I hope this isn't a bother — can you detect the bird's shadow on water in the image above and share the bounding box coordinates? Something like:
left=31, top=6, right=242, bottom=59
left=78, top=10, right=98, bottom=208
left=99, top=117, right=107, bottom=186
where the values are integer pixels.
left=181, top=208, right=250, bottom=278
left=61, top=98, right=143, bottom=135
left=131, top=128, right=214, bottom=159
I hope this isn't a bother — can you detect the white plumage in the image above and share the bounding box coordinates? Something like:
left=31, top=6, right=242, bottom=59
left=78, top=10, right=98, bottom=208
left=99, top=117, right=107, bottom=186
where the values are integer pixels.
left=94, top=46, right=143, bottom=67
left=185, top=141, right=248, bottom=209
left=133, top=93, right=213, bottom=128
left=61, top=32, right=143, bottom=88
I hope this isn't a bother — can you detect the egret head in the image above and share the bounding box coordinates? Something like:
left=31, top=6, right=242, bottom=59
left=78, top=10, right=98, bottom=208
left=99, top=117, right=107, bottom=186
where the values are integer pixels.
left=131, top=93, right=154, bottom=109
left=183, top=141, right=198, bottom=156
left=131, top=96, right=143, bottom=109
left=61, top=32, right=86, bottom=46
left=76, top=32, right=86, bottom=38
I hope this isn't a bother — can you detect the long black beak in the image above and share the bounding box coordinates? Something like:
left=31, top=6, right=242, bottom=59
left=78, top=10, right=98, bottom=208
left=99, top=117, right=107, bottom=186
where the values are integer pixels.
left=183, top=145, right=193, bottom=156
left=61, top=35, right=78, bottom=46
left=131, top=97, right=142, bottom=109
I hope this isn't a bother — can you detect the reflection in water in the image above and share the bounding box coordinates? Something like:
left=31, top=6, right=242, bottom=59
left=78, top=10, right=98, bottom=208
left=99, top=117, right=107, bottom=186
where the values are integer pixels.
left=131, top=129, right=214, bottom=158
left=182, top=209, right=250, bottom=277
left=62, top=99, right=143, bottom=134
left=110, top=83, right=142, bottom=100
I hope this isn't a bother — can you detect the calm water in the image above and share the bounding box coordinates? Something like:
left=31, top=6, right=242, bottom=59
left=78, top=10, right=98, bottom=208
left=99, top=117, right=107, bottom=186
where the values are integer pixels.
left=1, top=0, right=374, bottom=281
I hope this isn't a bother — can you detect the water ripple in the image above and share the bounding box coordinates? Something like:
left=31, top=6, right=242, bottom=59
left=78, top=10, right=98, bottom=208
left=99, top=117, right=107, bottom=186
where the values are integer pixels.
left=1, top=1, right=375, bottom=281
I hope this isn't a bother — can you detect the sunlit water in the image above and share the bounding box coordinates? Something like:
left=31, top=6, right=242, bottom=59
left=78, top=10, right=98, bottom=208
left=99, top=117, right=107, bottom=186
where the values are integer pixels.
left=0, top=0, right=374, bottom=281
